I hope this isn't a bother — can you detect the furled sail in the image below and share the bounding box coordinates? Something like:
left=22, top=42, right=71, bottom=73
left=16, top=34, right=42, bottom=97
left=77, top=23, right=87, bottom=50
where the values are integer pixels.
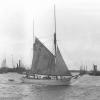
left=31, top=37, right=71, bottom=76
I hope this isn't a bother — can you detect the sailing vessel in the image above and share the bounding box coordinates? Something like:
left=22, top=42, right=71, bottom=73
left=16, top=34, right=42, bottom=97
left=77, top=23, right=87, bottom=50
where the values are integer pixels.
left=21, top=5, right=73, bottom=85
left=1, top=58, right=7, bottom=68
left=0, top=58, right=9, bottom=73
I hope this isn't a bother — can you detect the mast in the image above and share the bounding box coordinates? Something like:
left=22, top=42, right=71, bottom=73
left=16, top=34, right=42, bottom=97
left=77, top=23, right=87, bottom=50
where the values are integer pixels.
left=19, top=60, right=21, bottom=68
left=54, top=4, right=57, bottom=62
left=12, top=55, right=15, bottom=68
left=31, top=17, right=35, bottom=73
left=33, top=18, right=35, bottom=43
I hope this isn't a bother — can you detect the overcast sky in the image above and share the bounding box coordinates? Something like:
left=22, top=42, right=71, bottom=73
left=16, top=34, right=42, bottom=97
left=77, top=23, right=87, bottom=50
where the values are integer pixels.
left=0, top=0, right=100, bottom=70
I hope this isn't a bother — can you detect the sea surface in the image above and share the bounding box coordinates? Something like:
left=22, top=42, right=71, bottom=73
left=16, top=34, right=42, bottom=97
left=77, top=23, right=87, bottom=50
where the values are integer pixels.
left=0, top=73, right=100, bottom=100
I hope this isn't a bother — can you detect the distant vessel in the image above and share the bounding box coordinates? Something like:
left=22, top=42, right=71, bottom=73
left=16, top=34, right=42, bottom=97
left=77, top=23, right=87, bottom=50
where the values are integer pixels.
left=89, top=64, right=100, bottom=76
left=15, top=59, right=26, bottom=74
left=1, top=58, right=7, bottom=68
left=0, top=58, right=9, bottom=73
left=21, top=5, right=73, bottom=85
left=79, top=65, right=87, bottom=75
left=8, top=79, right=14, bottom=82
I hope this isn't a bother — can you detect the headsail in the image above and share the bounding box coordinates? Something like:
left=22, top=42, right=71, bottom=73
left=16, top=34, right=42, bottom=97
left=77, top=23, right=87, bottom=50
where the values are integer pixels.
left=54, top=46, right=71, bottom=76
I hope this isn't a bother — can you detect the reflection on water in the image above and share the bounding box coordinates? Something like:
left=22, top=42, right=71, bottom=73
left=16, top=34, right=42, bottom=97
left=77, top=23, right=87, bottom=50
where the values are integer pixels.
left=0, top=73, right=100, bottom=100
left=29, top=85, right=69, bottom=100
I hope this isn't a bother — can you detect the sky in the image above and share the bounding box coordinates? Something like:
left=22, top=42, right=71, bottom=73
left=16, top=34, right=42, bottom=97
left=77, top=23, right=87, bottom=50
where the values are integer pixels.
left=0, top=0, right=100, bottom=70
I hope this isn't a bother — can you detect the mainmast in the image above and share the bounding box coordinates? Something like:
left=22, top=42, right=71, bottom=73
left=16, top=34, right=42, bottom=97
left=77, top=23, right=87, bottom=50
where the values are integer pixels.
left=54, top=4, right=57, bottom=62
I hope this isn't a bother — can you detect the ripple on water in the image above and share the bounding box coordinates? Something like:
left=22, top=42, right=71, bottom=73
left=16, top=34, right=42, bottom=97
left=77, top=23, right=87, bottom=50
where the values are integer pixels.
left=0, top=73, right=100, bottom=100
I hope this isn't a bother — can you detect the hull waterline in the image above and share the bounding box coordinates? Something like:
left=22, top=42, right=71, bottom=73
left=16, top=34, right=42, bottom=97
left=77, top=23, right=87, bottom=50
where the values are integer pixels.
left=21, top=77, right=71, bottom=86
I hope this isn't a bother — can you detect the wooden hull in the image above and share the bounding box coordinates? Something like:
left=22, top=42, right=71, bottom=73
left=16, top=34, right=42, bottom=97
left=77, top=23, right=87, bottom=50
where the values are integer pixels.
left=21, top=77, right=71, bottom=86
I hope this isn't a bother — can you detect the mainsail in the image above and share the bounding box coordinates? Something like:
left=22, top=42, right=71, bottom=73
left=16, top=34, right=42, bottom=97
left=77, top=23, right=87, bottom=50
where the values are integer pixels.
left=31, top=37, right=71, bottom=76
left=31, top=37, right=55, bottom=75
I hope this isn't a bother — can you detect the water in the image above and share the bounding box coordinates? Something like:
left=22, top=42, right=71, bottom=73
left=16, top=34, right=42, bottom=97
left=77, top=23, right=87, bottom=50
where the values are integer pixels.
left=0, top=73, right=100, bottom=100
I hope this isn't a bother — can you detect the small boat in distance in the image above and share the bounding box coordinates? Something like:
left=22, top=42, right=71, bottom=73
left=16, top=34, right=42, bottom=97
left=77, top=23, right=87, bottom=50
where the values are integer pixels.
left=89, top=64, right=100, bottom=76
left=1, top=58, right=7, bottom=68
left=21, top=5, right=74, bottom=85
left=8, top=79, right=14, bottom=82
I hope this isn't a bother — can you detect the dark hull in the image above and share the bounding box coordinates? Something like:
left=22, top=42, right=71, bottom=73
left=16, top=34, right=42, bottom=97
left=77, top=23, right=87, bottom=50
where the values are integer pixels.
left=89, top=71, right=100, bottom=76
